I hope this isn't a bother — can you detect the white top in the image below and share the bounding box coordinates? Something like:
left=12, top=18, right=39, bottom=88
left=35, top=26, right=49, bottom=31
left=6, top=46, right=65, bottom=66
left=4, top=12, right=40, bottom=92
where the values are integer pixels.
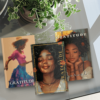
left=67, top=66, right=93, bottom=81
left=35, top=79, right=67, bottom=94
left=81, top=66, right=93, bottom=79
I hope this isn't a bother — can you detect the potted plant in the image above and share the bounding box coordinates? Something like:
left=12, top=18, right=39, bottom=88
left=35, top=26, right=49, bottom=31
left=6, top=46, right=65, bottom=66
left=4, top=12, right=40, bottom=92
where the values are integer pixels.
left=7, top=0, right=80, bottom=30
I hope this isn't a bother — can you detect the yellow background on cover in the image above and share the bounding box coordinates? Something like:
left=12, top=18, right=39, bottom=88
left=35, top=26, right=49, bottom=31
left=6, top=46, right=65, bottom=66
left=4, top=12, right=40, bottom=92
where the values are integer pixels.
left=1, top=35, right=35, bottom=88
left=55, top=30, right=73, bottom=41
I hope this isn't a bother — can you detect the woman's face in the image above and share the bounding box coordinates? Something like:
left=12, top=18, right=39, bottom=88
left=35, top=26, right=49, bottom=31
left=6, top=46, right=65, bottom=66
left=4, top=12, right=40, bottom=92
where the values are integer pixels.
left=65, top=43, right=81, bottom=64
left=38, top=49, right=55, bottom=74
left=19, top=43, right=26, bottom=50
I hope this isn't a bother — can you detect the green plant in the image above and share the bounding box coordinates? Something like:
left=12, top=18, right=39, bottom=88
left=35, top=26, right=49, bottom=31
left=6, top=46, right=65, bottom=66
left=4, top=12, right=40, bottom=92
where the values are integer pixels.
left=8, top=0, right=80, bottom=30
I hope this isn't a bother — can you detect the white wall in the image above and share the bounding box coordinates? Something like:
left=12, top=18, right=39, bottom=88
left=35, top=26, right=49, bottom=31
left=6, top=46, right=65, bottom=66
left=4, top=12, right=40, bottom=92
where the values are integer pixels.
left=83, top=0, right=100, bottom=28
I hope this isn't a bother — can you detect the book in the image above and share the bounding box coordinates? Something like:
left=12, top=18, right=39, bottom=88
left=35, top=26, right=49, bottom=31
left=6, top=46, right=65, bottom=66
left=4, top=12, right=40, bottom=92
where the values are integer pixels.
left=31, top=42, right=68, bottom=94
left=55, top=29, right=93, bottom=81
left=1, top=35, right=35, bottom=88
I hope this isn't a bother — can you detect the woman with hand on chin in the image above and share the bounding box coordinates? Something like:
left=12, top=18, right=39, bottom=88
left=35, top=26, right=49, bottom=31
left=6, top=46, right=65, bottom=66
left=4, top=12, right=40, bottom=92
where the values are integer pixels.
left=58, top=32, right=93, bottom=81
left=5, top=37, right=34, bottom=88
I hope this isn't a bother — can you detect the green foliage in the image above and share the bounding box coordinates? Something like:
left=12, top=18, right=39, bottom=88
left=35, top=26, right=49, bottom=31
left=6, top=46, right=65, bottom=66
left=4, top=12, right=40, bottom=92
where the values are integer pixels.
left=28, top=11, right=35, bottom=17
left=7, top=0, right=80, bottom=31
left=64, top=2, right=81, bottom=17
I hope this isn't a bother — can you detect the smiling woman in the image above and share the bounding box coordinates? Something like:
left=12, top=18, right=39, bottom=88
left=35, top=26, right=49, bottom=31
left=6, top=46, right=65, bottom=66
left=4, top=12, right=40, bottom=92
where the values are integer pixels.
left=31, top=43, right=68, bottom=94
left=38, top=49, right=55, bottom=74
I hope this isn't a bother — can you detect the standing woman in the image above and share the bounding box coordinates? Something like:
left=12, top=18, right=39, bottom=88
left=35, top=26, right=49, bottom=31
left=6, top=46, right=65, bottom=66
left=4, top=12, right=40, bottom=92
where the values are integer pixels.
left=58, top=32, right=93, bottom=81
left=5, top=37, right=34, bottom=88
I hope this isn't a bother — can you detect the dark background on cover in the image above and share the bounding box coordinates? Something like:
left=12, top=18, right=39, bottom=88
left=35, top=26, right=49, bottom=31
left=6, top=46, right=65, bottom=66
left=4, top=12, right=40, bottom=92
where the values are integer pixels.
left=31, top=43, right=67, bottom=84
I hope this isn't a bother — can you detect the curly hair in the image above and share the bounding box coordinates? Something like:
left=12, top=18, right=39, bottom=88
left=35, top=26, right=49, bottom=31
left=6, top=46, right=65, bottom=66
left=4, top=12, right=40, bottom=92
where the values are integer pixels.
left=13, top=40, right=26, bottom=49
left=58, top=32, right=89, bottom=57
left=32, top=44, right=63, bottom=82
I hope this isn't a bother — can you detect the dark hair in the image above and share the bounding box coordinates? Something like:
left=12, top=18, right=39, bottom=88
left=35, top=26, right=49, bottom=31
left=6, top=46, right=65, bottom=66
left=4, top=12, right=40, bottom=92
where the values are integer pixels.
left=58, top=32, right=89, bottom=57
left=33, top=44, right=62, bottom=82
left=14, top=40, right=26, bottom=49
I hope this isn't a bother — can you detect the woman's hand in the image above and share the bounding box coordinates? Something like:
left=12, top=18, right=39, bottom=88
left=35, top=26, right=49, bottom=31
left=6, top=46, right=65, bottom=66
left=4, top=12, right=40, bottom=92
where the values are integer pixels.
left=74, top=57, right=82, bottom=80
left=66, top=59, right=75, bottom=81
left=4, top=58, right=12, bottom=70
left=66, top=59, right=74, bottom=67
left=66, top=59, right=74, bottom=71
left=75, top=57, right=83, bottom=70
left=4, top=61, right=8, bottom=70
left=29, top=60, right=32, bottom=62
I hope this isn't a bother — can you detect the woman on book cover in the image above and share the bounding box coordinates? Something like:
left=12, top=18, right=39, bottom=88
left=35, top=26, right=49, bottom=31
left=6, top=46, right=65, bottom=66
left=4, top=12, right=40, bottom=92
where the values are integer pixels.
left=58, top=32, right=93, bottom=81
left=33, top=44, right=68, bottom=94
left=5, top=37, right=34, bottom=88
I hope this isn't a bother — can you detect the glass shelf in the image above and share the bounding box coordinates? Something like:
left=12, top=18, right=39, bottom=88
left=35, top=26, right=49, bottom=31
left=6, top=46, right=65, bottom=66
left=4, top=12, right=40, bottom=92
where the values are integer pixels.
left=0, top=0, right=100, bottom=100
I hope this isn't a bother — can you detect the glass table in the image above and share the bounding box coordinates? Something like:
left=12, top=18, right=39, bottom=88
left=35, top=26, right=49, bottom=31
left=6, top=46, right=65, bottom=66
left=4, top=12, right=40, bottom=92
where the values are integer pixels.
left=0, top=0, right=100, bottom=100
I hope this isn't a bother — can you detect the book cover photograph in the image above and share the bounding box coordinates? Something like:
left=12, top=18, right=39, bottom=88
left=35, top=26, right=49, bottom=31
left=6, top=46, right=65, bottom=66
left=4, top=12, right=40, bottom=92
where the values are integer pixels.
left=31, top=42, right=68, bottom=94
left=55, top=29, right=93, bottom=81
left=1, top=35, right=35, bottom=88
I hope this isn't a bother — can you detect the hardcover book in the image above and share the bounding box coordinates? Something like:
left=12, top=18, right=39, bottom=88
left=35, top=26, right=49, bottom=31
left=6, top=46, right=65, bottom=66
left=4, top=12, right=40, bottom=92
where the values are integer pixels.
left=1, top=35, right=35, bottom=88
left=31, top=42, right=68, bottom=94
left=55, top=29, right=93, bottom=81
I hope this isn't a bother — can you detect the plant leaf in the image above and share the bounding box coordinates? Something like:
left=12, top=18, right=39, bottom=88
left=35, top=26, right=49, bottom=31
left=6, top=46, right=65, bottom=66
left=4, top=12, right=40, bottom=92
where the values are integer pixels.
left=32, top=8, right=37, bottom=11
left=14, top=7, right=18, bottom=12
left=63, top=8, right=67, bottom=12
left=54, top=22, right=59, bottom=27
left=54, top=1, right=57, bottom=8
left=44, top=10, right=47, bottom=17
left=54, top=27, right=59, bottom=30
left=33, top=19, right=38, bottom=22
left=44, top=0, right=48, bottom=4
left=46, top=16, right=51, bottom=19
left=42, top=23, right=47, bottom=26
left=73, top=4, right=76, bottom=8
left=11, top=14, right=15, bottom=19
left=67, top=10, right=72, bottom=17
left=65, top=10, right=69, bottom=15
left=8, top=16, right=11, bottom=21
left=28, top=11, right=35, bottom=17
left=77, top=10, right=80, bottom=12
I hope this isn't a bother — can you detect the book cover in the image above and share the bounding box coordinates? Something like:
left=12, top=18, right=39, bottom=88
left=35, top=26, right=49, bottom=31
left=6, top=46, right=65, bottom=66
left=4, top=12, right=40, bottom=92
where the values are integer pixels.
left=1, top=35, right=35, bottom=88
left=31, top=42, right=68, bottom=95
left=55, top=29, right=93, bottom=81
